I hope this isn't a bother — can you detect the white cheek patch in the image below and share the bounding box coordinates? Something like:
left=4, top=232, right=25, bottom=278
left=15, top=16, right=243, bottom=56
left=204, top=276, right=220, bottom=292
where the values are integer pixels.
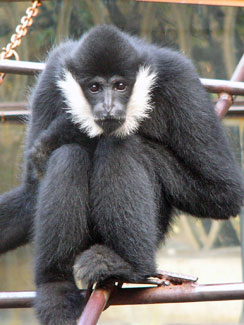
left=57, top=70, right=103, bottom=138
left=114, top=66, right=157, bottom=137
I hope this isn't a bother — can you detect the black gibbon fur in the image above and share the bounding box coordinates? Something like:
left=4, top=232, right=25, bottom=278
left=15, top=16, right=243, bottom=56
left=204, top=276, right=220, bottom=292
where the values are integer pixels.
left=0, top=25, right=244, bottom=324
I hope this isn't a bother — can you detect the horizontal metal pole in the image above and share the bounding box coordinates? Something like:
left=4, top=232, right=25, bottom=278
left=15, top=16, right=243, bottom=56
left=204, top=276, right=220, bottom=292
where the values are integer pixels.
left=0, top=102, right=27, bottom=109
left=0, top=291, right=35, bottom=309
left=1, top=60, right=244, bottom=95
left=109, top=282, right=244, bottom=305
left=201, top=78, right=244, bottom=95
left=0, top=110, right=29, bottom=116
left=0, top=110, right=29, bottom=122
left=1, top=283, right=244, bottom=309
left=0, top=60, right=44, bottom=75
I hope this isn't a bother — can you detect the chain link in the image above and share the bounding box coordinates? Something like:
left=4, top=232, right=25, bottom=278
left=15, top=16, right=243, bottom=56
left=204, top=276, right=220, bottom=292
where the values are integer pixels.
left=0, top=0, right=42, bottom=85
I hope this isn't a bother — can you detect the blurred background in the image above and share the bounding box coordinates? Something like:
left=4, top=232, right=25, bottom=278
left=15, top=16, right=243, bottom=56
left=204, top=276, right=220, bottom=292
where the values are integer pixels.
left=0, top=0, right=244, bottom=324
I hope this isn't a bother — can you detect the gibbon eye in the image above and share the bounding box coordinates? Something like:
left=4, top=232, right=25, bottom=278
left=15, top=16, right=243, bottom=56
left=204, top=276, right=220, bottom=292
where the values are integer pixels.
left=89, top=83, right=101, bottom=93
left=114, top=81, right=126, bottom=91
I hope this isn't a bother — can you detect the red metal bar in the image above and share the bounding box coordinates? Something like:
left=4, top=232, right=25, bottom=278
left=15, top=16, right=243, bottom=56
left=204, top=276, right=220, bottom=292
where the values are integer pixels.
left=109, top=282, right=244, bottom=305
left=77, top=285, right=114, bottom=325
left=215, top=54, right=244, bottom=118
left=1, top=282, right=244, bottom=309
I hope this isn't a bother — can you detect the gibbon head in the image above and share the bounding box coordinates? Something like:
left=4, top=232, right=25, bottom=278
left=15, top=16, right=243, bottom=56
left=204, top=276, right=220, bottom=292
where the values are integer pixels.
left=57, top=25, right=157, bottom=138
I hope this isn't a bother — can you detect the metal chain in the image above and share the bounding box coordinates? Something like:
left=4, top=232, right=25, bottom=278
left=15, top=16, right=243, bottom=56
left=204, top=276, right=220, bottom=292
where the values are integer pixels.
left=0, top=0, right=42, bottom=85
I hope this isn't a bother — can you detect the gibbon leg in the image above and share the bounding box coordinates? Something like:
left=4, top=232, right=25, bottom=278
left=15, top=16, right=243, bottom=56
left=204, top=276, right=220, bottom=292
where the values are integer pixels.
left=76, top=137, right=158, bottom=285
left=34, top=144, right=91, bottom=325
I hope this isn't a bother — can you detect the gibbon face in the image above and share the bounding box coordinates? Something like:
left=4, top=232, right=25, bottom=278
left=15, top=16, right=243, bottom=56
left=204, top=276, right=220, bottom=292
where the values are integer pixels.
left=56, top=26, right=157, bottom=138
left=58, top=66, right=157, bottom=138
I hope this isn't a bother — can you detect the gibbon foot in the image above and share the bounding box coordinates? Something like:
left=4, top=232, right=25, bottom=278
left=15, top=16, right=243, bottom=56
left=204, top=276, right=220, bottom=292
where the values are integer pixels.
left=73, top=245, right=135, bottom=288
left=73, top=245, right=198, bottom=290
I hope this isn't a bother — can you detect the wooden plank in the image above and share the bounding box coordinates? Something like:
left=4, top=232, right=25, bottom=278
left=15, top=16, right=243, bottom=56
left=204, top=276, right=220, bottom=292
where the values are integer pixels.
left=138, top=0, right=244, bottom=6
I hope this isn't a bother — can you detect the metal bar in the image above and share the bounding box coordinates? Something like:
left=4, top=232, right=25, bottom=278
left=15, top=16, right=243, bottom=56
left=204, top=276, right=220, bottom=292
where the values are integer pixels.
left=0, top=60, right=44, bottom=75
left=0, top=291, right=35, bottom=309
left=0, top=110, right=29, bottom=116
left=201, top=78, right=244, bottom=95
left=1, top=60, right=244, bottom=96
left=77, top=285, right=113, bottom=325
left=0, top=102, right=27, bottom=109
left=109, top=283, right=244, bottom=305
left=1, top=283, right=244, bottom=309
left=215, top=54, right=244, bottom=118
left=0, top=110, right=29, bottom=122
left=231, top=55, right=244, bottom=82
left=240, top=208, right=244, bottom=322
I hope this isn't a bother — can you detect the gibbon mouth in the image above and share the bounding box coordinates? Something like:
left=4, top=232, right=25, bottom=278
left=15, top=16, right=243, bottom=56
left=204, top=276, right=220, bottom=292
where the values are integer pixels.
left=96, top=117, right=125, bottom=134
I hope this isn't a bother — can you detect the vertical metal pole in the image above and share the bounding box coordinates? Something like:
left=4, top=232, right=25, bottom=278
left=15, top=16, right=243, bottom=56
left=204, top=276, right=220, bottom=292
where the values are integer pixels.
left=77, top=284, right=114, bottom=325
left=240, top=208, right=244, bottom=323
left=239, top=119, right=244, bottom=323
left=239, top=117, right=244, bottom=323
left=215, top=54, right=244, bottom=118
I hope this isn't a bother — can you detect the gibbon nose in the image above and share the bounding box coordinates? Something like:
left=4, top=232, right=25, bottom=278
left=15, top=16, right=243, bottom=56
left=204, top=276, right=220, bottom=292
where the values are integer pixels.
left=93, top=105, right=113, bottom=119
left=103, top=88, right=113, bottom=113
left=103, top=102, right=113, bottom=113
left=94, top=104, right=125, bottom=120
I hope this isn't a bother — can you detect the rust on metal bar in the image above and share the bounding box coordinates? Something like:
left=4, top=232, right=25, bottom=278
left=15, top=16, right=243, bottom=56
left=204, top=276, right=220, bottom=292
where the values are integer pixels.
left=138, top=270, right=198, bottom=286
left=1, top=60, right=244, bottom=96
left=109, top=282, right=244, bottom=305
